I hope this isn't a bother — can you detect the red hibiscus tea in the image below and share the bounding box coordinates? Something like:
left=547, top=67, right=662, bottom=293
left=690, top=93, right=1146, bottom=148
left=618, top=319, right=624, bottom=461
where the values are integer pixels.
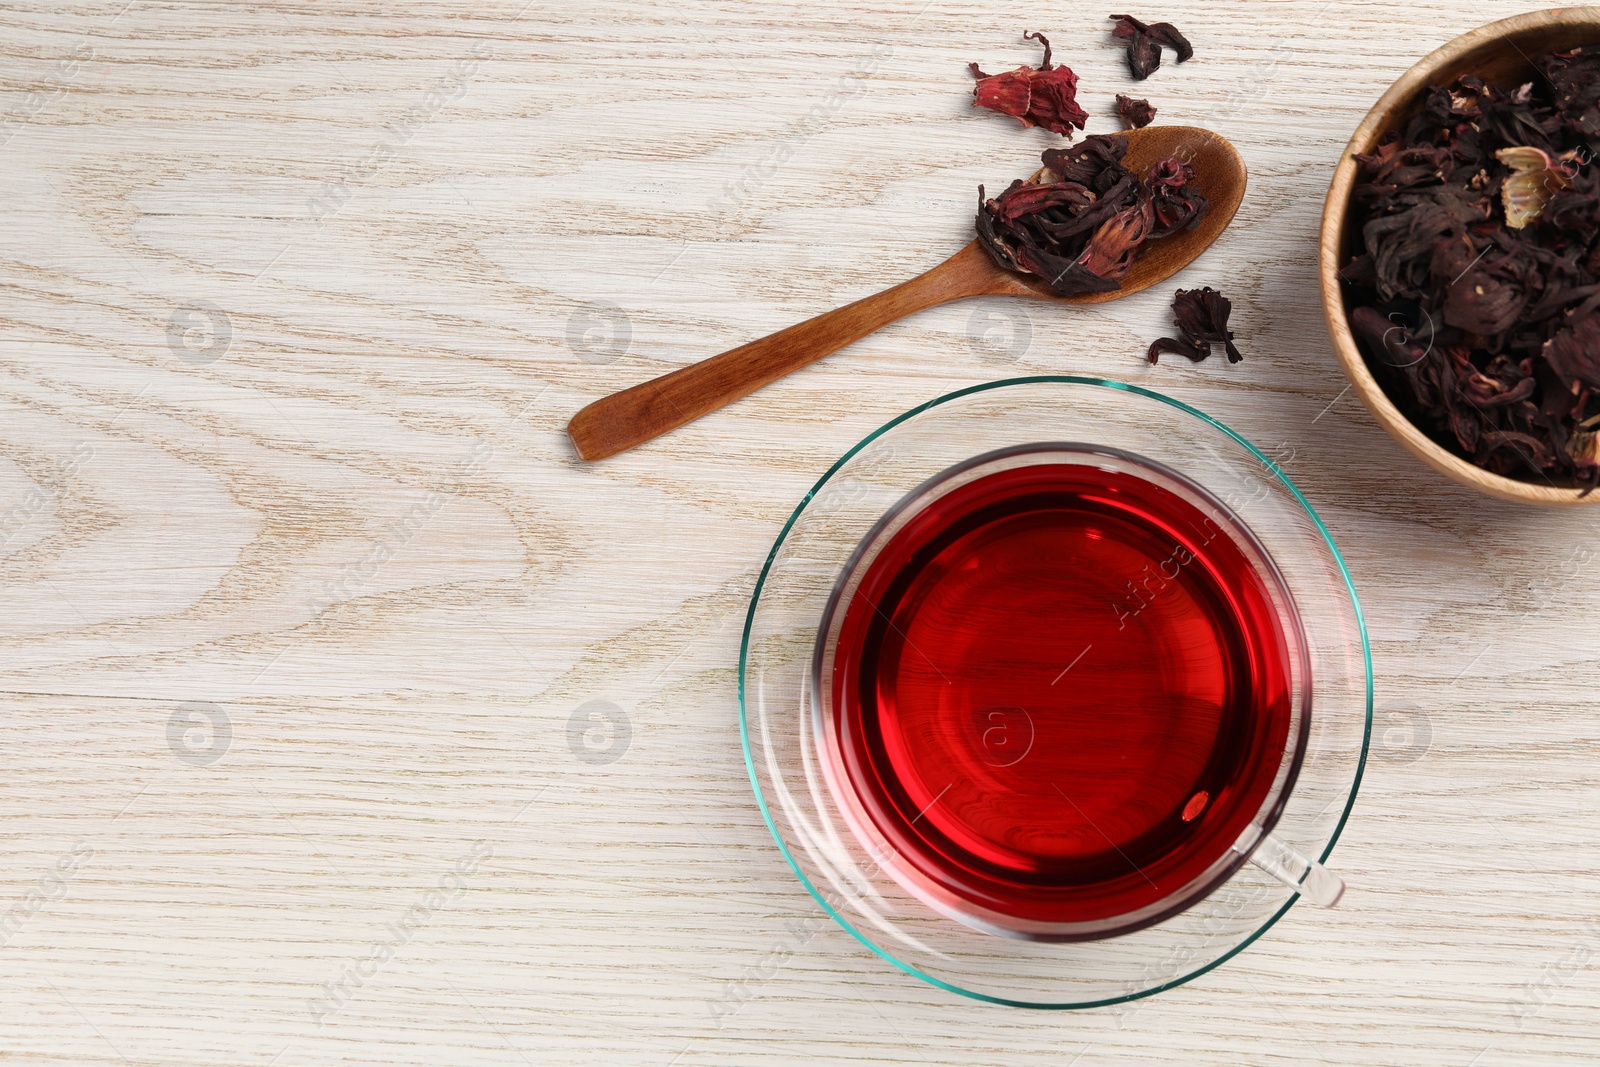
left=814, top=445, right=1308, bottom=940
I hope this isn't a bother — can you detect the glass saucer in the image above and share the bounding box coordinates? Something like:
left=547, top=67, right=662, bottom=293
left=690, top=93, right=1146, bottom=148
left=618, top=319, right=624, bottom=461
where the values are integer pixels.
left=738, top=377, right=1372, bottom=1008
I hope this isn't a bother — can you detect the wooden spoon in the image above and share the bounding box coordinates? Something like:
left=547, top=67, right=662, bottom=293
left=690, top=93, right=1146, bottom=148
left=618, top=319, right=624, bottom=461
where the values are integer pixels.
left=568, top=125, right=1246, bottom=462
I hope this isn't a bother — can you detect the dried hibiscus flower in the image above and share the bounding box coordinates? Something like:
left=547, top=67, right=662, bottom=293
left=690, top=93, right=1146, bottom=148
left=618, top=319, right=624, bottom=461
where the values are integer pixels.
left=1495, top=146, right=1573, bottom=228
left=975, top=133, right=1208, bottom=296
left=1109, top=14, right=1192, bottom=80
left=968, top=31, right=1088, bottom=137
left=1338, top=45, right=1600, bottom=493
left=1148, top=287, right=1242, bottom=363
left=1116, top=94, right=1156, bottom=129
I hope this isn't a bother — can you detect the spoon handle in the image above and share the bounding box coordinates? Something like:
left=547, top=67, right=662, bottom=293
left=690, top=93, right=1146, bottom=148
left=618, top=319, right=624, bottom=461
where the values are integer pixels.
left=567, top=241, right=1009, bottom=462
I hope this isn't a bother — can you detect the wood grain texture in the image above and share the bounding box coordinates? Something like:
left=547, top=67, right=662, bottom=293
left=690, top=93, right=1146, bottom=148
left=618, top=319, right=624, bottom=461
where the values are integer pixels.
left=0, top=1, right=1598, bottom=1064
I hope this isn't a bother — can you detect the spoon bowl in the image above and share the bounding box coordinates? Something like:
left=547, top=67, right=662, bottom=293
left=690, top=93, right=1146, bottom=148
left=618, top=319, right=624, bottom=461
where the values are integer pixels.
left=999, top=124, right=1247, bottom=304
left=569, top=125, right=1246, bottom=461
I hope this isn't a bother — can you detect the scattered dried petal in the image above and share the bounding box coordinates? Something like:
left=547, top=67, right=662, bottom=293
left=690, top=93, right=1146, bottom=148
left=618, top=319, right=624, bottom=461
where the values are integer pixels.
left=1146, top=335, right=1204, bottom=363
left=1170, top=286, right=1243, bottom=362
left=1115, top=94, right=1156, bottom=129
left=969, top=64, right=1032, bottom=117
left=1144, top=20, right=1193, bottom=61
left=1109, top=14, right=1192, bottom=80
left=1148, top=287, right=1242, bottom=364
left=968, top=32, right=1088, bottom=136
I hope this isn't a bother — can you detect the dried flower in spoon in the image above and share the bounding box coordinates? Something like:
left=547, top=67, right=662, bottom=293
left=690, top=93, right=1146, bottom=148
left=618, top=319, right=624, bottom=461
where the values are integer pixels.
left=975, top=133, right=1208, bottom=296
left=968, top=31, right=1088, bottom=136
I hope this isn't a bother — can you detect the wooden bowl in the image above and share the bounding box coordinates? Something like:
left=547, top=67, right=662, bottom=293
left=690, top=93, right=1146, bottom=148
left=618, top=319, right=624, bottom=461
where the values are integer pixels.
left=1319, top=8, right=1600, bottom=505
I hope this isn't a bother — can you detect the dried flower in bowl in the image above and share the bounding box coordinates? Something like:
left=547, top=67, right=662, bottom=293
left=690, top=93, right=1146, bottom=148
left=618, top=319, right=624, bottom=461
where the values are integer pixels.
left=1495, top=146, right=1573, bottom=228
left=1337, top=45, right=1600, bottom=494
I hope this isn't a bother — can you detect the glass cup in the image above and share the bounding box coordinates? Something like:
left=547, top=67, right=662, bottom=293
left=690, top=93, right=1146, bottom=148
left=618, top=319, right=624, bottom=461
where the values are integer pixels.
left=741, top=377, right=1370, bottom=1006
left=813, top=442, right=1343, bottom=943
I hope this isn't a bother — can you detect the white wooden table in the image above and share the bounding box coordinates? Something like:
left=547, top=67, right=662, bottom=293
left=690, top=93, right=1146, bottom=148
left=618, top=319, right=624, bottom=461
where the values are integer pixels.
left=2, top=1, right=1597, bottom=1063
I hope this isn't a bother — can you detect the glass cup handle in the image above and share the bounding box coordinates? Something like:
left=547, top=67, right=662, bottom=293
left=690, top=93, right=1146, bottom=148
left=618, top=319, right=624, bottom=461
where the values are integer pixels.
left=1233, top=828, right=1345, bottom=908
